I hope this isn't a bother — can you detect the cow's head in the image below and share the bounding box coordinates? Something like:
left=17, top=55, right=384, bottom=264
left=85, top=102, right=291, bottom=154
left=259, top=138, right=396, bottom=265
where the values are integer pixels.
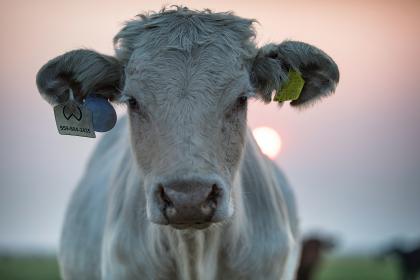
left=36, top=8, right=339, bottom=229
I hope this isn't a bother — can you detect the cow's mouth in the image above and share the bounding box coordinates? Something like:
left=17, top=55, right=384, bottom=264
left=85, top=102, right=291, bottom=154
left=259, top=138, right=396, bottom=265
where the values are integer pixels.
left=170, top=222, right=211, bottom=230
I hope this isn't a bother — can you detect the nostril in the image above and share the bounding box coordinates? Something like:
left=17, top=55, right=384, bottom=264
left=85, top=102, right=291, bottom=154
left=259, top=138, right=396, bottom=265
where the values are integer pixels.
left=158, top=184, right=176, bottom=218
left=207, top=184, right=221, bottom=202
left=201, top=184, right=221, bottom=215
left=158, top=184, right=172, bottom=205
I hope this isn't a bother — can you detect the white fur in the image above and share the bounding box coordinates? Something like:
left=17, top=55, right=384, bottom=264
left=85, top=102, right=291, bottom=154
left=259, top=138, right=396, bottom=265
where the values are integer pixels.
left=58, top=117, right=300, bottom=280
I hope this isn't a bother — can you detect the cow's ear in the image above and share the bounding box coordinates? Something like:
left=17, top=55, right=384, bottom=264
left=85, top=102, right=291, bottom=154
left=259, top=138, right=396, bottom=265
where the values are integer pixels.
left=251, top=41, right=339, bottom=107
left=36, top=49, right=123, bottom=105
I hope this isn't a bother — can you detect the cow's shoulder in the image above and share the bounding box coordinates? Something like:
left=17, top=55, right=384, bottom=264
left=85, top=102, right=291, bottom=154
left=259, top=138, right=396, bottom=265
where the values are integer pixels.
left=59, top=116, right=132, bottom=280
left=225, top=130, right=300, bottom=278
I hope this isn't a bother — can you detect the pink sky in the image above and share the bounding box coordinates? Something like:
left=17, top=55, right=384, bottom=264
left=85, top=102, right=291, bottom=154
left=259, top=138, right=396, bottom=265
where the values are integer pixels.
left=1, top=0, right=420, bottom=251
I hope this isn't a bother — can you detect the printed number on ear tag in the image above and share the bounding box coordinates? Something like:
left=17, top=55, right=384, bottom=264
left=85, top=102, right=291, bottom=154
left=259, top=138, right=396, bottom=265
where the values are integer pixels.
left=54, top=100, right=96, bottom=138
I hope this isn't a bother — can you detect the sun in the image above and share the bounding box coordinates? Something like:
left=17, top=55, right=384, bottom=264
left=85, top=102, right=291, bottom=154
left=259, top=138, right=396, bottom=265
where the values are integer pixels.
left=252, top=126, right=282, bottom=159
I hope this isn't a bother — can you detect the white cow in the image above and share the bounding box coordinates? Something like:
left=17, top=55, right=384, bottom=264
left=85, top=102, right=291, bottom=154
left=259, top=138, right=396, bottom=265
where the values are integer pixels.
left=36, top=7, right=339, bottom=280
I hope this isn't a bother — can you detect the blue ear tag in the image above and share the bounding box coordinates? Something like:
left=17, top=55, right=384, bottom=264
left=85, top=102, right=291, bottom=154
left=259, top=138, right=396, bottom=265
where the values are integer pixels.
left=84, top=95, right=117, bottom=132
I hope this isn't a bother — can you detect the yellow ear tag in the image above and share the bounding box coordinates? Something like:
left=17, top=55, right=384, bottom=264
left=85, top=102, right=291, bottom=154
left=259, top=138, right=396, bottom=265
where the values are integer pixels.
left=273, top=70, right=305, bottom=102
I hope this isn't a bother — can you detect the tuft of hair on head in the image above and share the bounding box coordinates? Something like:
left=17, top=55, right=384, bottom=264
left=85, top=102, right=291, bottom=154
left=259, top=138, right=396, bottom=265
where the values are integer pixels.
left=113, top=6, right=258, bottom=64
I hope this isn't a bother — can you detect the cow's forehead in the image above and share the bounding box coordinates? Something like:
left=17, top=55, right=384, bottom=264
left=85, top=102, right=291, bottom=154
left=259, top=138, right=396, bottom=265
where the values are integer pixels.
left=124, top=46, right=252, bottom=103
left=127, top=44, right=244, bottom=72
left=116, top=9, right=259, bottom=103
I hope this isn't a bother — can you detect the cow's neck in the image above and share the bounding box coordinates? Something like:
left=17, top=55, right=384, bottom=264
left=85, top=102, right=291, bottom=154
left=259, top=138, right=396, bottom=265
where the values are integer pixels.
left=157, top=228, right=223, bottom=280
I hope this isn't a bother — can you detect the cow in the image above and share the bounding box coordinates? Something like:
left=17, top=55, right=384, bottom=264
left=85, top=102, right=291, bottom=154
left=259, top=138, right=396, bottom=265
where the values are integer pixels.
left=379, top=242, right=420, bottom=280
left=36, top=7, right=339, bottom=280
left=296, top=236, right=336, bottom=280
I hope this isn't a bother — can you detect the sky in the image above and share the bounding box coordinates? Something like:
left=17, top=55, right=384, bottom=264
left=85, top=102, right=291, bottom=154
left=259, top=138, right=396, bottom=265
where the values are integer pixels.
left=0, top=0, right=419, bottom=253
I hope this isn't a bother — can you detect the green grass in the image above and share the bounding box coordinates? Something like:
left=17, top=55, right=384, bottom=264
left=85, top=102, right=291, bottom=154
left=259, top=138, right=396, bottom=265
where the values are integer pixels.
left=0, top=256, right=60, bottom=280
left=315, top=256, right=400, bottom=280
left=0, top=255, right=401, bottom=280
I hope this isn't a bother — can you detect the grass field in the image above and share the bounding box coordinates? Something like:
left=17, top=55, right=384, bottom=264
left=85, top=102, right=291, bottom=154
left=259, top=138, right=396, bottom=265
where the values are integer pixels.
left=0, top=256, right=60, bottom=280
left=0, top=255, right=401, bottom=280
left=315, top=256, right=400, bottom=280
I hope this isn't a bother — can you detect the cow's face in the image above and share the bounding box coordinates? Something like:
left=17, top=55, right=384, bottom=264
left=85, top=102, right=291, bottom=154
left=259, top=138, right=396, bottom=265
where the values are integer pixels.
left=36, top=9, right=339, bottom=230
left=123, top=47, right=252, bottom=228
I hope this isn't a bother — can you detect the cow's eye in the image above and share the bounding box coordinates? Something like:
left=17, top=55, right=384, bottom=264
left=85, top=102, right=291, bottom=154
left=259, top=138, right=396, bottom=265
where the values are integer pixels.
left=237, top=95, right=248, bottom=107
left=128, top=97, right=139, bottom=110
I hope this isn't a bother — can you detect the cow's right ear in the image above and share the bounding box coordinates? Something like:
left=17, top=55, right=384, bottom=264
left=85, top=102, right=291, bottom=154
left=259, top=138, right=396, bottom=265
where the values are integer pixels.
left=36, top=49, right=123, bottom=105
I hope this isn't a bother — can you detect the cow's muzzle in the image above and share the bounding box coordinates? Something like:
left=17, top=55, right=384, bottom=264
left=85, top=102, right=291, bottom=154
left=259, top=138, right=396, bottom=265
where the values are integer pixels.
left=148, top=176, right=231, bottom=228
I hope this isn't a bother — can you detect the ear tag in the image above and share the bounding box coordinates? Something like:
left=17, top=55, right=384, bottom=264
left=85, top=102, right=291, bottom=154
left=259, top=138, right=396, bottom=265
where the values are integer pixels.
left=274, top=70, right=305, bottom=102
left=53, top=89, right=96, bottom=138
left=84, top=94, right=117, bottom=132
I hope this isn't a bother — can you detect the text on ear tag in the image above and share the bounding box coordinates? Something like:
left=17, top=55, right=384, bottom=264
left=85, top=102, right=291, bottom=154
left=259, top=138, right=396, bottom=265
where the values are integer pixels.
left=274, top=70, right=305, bottom=102
left=54, top=100, right=96, bottom=138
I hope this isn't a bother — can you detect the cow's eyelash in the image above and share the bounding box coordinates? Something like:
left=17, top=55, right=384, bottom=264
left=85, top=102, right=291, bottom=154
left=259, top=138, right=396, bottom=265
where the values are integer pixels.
left=234, top=90, right=255, bottom=101
left=114, top=94, right=132, bottom=104
left=127, top=97, right=138, bottom=106
left=124, top=95, right=149, bottom=119
left=237, top=91, right=255, bottom=103
left=121, top=94, right=140, bottom=110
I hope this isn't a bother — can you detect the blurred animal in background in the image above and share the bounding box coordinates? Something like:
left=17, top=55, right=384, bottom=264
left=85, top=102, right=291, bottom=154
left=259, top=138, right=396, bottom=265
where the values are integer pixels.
left=296, top=235, right=336, bottom=280
left=36, top=7, right=339, bottom=280
left=379, top=240, right=420, bottom=280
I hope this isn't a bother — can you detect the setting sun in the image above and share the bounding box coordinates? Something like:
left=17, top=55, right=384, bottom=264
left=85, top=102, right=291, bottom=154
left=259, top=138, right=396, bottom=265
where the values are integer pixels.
left=252, top=127, right=282, bottom=159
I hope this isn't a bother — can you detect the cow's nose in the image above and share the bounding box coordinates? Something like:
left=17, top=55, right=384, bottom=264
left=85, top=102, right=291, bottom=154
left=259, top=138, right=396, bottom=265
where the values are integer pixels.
left=155, top=179, right=223, bottom=227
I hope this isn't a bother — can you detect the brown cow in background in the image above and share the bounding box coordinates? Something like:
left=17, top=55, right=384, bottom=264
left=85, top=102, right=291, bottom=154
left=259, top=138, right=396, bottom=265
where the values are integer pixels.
left=296, top=236, right=335, bottom=280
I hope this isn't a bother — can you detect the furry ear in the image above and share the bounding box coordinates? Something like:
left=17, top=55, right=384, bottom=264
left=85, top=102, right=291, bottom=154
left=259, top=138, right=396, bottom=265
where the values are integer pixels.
left=251, top=41, right=339, bottom=107
left=36, top=49, right=123, bottom=105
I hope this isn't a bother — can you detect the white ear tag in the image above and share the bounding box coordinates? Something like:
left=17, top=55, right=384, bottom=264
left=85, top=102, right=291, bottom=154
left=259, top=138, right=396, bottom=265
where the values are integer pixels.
left=53, top=89, right=96, bottom=138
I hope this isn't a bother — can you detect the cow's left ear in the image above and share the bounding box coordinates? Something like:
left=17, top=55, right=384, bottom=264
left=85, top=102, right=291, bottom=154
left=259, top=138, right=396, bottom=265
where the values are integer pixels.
left=251, top=41, right=339, bottom=107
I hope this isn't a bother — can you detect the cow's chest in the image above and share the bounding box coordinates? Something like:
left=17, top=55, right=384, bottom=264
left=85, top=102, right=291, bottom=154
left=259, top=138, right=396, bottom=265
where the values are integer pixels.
left=106, top=228, right=291, bottom=280
left=156, top=241, right=290, bottom=280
